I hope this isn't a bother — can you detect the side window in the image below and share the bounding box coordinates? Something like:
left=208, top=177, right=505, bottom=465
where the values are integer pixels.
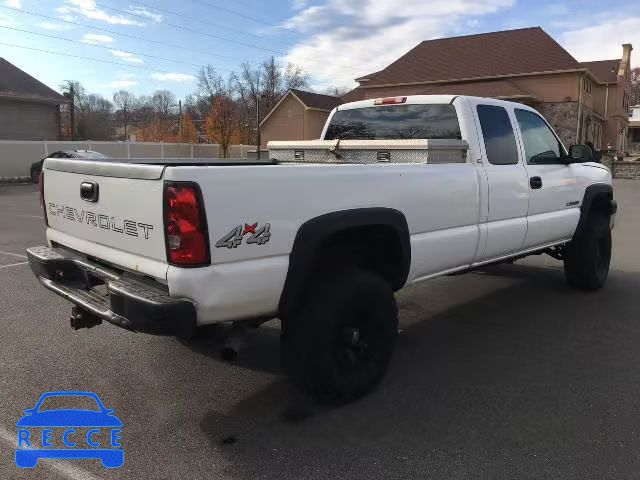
left=515, top=109, right=565, bottom=164
left=476, top=105, right=519, bottom=165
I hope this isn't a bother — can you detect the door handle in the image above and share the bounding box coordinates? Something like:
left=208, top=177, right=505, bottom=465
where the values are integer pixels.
left=530, top=176, right=542, bottom=189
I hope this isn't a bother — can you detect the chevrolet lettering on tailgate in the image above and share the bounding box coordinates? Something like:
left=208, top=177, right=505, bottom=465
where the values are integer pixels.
left=47, top=203, right=154, bottom=239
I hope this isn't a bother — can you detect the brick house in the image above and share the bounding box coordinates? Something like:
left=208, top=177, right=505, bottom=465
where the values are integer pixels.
left=260, top=89, right=342, bottom=147
left=0, top=58, right=68, bottom=141
left=262, top=28, right=633, bottom=153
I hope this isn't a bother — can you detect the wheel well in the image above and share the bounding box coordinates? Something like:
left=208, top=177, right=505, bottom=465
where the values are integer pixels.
left=278, top=208, right=411, bottom=323
left=313, top=225, right=405, bottom=288
left=574, top=184, right=614, bottom=239
left=588, top=192, right=612, bottom=216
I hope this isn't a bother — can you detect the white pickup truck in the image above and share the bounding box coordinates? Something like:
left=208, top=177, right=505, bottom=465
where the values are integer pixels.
left=28, top=95, right=616, bottom=403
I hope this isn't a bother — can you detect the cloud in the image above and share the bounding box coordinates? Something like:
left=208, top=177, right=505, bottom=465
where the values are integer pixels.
left=127, top=6, right=162, bottom=23
left=60, top=0, right=143, bottom=26
left=37, top=21, right=72, bottom=31
left=560, top=17, right=640, bottom=67
left=100, top=79, right=139, bottom=88
left=110, top=50, right=143, bottom=64
left=281, top=0, right=515, bottom=88
left=5, top=0, right=21, bottom=8
left=150, top=72, right=196, bottom=82
left=0, top=12, right=16, bottom=27
left=292, top=0, right=308, bottom=9
left=81, top=33, right=114, bottom=44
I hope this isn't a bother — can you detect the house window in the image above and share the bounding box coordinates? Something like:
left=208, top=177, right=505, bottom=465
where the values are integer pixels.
left=583, top=79, right=592, bottom=94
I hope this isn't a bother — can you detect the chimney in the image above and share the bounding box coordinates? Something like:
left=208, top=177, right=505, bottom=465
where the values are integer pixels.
left=618, top=43, right=633, bottom=79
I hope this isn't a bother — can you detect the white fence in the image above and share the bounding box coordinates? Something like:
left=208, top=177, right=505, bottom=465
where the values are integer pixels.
left=0, top=141, right=253, bottom=178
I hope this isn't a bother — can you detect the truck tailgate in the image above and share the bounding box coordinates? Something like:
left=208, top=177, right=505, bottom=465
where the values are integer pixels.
left=43, top=159, right=168, bottom=278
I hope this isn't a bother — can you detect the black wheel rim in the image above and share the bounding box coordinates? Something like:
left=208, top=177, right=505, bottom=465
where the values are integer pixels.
left=333, top=304, right=376, bottom=373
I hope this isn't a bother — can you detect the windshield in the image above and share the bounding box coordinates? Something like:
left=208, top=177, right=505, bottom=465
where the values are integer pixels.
left=324, top=104, right=461, bottom=140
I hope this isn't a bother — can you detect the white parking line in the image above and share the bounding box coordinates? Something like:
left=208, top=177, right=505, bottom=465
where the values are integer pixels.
left=0, top=250, right=28, bottom=259
left=0, top=427, right=102, bottom=480
left=0, top=214, right=44, bottom=220
left=0, top=262, right=28, bottom=270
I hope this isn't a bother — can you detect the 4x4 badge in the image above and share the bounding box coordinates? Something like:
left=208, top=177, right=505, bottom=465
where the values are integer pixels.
left=215, top=223, right=271, bottom=249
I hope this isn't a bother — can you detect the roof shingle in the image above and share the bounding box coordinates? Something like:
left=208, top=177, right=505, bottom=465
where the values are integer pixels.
left=362, top=27, right=582, bottom=86
left=290, top=89, right=342, bottom=110
left=580, top=59, right=621, bottom=84
left=0, top=58, right=67, bottom=103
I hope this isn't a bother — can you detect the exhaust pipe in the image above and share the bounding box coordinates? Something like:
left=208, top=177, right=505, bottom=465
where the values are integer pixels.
left=70, top=306, right=102, bottom=330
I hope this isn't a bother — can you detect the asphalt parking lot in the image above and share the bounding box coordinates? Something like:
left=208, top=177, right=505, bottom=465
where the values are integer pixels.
left=1, top=180, right=639, bottom=479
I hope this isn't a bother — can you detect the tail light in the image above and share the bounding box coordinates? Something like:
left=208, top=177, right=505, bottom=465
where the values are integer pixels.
left=39, top=171, right=48, bottom=226
left=374, top=96, right=407, bottom=105
left=164, top=182, right=210, bottom=266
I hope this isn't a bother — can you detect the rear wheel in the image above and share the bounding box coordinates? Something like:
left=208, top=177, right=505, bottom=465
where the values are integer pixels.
left=30, top=169, right=39, bottom=184
left=282, top=269, right=398, bottom=404
left=564, top=211, right=611, bottom=290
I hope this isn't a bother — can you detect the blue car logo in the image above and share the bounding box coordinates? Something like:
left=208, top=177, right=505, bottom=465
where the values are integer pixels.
left=15, top=391, right=123, bottom=468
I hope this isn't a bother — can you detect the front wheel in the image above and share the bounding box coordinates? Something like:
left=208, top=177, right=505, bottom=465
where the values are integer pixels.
left=282, top=269, right=398, bottom=404
left=564, top=212, right=612, bottom=290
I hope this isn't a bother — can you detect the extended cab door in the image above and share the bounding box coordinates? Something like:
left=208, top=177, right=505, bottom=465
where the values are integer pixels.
left=472, top=101, right=530, bottom=261
left=513, top=109, right=581, bottom=248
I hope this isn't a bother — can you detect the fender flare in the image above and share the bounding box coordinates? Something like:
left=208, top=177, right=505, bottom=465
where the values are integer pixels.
left=574, top=183, right=614, bottom=239
left=278, top=207, right=411, bottom=319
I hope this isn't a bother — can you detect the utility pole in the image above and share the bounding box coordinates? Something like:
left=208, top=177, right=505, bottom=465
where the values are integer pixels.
left=70, top=84, right=75, bottom=141
left=256, top=95, right=261, bottom=160
left=123, top=105, right=127, bottom=140
left=179, top=100, right=183, bottom=139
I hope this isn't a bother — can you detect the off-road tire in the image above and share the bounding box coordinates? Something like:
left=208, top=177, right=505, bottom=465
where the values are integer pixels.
left=282, top=269, right=398, bottom=404
left=564, top=211, right=611, bottom=291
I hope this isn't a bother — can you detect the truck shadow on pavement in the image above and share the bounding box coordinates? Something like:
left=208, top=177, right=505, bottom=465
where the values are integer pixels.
left=196, top=263, right=640, bottom=478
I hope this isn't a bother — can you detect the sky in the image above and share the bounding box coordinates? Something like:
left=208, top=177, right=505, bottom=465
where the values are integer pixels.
left=0, top=0, right=638, bottom=102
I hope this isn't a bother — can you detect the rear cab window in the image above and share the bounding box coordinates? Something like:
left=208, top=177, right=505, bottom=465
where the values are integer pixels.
left=324, top=104, right=462, bottom=140
left=476, top=105, right=519, bottom=165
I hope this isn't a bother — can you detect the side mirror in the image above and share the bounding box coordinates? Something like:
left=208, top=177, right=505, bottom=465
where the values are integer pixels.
left=568, top=144, right=593, bottom=163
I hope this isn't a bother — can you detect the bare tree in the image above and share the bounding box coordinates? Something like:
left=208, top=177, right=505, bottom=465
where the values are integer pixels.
left=229, top=57, right=309, bottom=144
left=322, top=86, right=351, bottom=98
left=197, top=65, right=230, bottom=101
left=60, top=80, right=87, bottom=110
left=113, top=90, right=137, bottom=139
left=76, top=94, right=114, bottom=140
left=283, top=62, right=309, bottom=91
left=152, top=90, right=176, bottom=118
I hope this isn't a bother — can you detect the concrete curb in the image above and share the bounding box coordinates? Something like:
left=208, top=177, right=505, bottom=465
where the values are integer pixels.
left=0, top=177, right=32, bottom=184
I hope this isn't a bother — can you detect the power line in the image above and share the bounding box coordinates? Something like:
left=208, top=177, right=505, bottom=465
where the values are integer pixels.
left=92, top=3, right=373, bottom=73
left=0, top=25, right=227, bottom=72
left=0, top=41, right=189, bottom=74
left=94, top=2, right=283, bottom=54
left=190, top=0, right=285, bottom=30
left=126, top=0, right=269, bottom=42
left=0, top=6, right=246, bottom=65
left=0, top=4, right=372, bottom=79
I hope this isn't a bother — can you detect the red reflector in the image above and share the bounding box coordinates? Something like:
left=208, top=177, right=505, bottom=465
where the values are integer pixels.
left=164, top=183, right=209, bottom=266
left=374, top=96, right=407, bottom=105
left=39, top=171, right=48, bottom=226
